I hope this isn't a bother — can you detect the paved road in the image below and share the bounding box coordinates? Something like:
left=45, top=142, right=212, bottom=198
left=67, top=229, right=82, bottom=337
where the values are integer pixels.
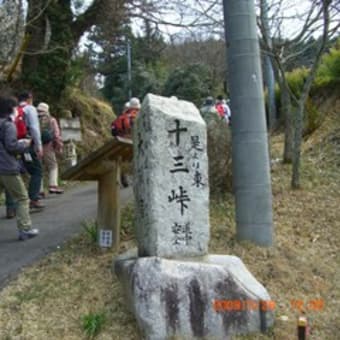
left=0, top=183, right=132, bottom=289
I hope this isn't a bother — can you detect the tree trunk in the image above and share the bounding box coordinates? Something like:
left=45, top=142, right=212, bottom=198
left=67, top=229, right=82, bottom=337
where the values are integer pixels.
left=21, top=0, right=49, bottom=76
left=264, top=55, right=277, bottom=130
left=281, top=79, right=293, bottom=163
left=0, top=0, right=24, bottom=75
left=21, top=0, right=126, bottom=102
left=21, top=0, right=74, bottom=102
left=291, top=1, right=330, bottom=189
left=266, top=41, right=293, bottom=163
left=22, top=1, right=74, bottom=101
left=260, top=0, right=277, bottom=130
left=291, top=100, right=304, bottom=188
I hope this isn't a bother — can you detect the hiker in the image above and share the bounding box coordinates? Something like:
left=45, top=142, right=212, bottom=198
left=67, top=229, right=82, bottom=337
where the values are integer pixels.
left=111, top=97, right=141, bottom=139
left=111, top=97, right=141, bottom=187
left=5, top=102, right=24, bottom=218
left=37, top=102, right=64, bottom=195
left=17, top=91, right=45, bottom=211
left=0, top=96, right=39, bottom=240
left=200, top=96, right=220, bottom=124
left=215, top=95, right=231, bottom=124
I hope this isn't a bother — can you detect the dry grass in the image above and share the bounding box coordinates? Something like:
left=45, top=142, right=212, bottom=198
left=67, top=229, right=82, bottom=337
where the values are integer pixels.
left=0, top=207, right=140, bottom=340
left=0, top=114, right=339, bottom=339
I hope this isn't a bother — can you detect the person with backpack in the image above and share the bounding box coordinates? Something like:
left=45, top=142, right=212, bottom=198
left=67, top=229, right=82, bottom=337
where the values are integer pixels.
left=37, top=102, right=64, bottom=195
left=17, top=91, right=44, bottom=211
left=215, top=95, right=231, bottom=125
left=111, top=97, right=141, bottom=139
left=111, top=97, right=141, bottom=187
left=200, top=96, right=220, bottom=125
left=0, top=95, right=39, bottom=240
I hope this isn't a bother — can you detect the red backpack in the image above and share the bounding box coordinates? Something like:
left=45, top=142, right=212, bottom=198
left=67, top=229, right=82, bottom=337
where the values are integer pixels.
left=215, top=103, right=225, bottom=118
left=111, top=108, right=138, bottom=137
left=15, top=105, right=28, bottom=139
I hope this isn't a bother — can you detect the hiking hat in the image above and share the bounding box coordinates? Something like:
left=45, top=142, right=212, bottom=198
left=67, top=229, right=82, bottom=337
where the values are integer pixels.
left=129, top=97, right=141, bottom=109
left=124, top=101, right=130, bottom=110
left=37, top=102, right=49, bottom=114
left=204, top=96, right=214, bottom=106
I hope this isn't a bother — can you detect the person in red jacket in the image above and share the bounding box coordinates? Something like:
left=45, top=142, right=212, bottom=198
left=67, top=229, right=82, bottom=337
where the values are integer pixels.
left=111, top=97, right=141, bottom=187
left=111, top=97, right=141, bottom=139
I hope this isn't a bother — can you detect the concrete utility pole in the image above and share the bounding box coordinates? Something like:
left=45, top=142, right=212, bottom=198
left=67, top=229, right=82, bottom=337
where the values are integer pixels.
left=127, top=38, right=132, bottom=99
left=222, top=0, right=273, bottom=246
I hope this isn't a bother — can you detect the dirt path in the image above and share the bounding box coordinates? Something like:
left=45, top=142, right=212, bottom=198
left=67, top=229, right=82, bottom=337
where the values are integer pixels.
left=0, top=183, right=133, bottom=289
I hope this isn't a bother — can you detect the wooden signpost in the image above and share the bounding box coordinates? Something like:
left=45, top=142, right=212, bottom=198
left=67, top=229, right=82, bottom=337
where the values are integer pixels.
left=61, top=137, right=133, bottom=249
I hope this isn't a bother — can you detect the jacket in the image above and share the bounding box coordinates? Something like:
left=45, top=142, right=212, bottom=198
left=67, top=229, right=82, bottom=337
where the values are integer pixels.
left=111, top=108, right=139, bottom=139
left=18, top=102, right=42, bottom=151
left=0, top=118, right=28, bottom=175
left=39, top=113, right=63, bottom=153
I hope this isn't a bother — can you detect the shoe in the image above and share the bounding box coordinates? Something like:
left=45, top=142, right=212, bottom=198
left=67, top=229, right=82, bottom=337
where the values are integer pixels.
left=6, top=207, right=16, bottom=219
left=18, top=228, right=39, bottom=241
left=49, top=186, right=64, bottom=194
left=30, top=200, right=45, bottom=212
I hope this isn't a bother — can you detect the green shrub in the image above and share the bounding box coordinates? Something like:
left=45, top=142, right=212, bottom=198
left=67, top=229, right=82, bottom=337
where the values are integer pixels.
left=82, top=220, right=98, bottom=244
left=315, top=43, right=340, bottom=87
left=286, top=67, right=309, bottom=99
left=81, top=312, right=106, bottom=339
left=162, top=63, right=214, bottom=107
left=274, top=68, right=308, bottom=123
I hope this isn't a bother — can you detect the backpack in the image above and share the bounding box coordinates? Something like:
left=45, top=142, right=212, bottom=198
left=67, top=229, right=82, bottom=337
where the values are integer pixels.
left=111, top=108, right=138, bottom=137
left=215, top=103, right=225, bottom=118
left=39, top=115, right=54, bottom=144
left=15, top=105, right=28, bottom=139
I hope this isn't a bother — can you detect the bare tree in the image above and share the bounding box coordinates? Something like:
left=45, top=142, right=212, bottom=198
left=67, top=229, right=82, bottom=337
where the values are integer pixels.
left=260, top=0, right=277, bottom=130
left=258, top=0, right=337, bottom=162
left=291, top=0, right=333, bottom=188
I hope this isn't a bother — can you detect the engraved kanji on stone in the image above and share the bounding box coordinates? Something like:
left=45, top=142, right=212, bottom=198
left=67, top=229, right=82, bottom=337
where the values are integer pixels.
left=192, top=170, right=205, bottom=188
left=170, top=155, right=189, bottom=173
left=191, top=135, right=203, bottom=152
left=168, top=186, right=191, bottom=215
left=172, top=222, right=192, bottom=245
left=168, top=119, right=188, bottom=146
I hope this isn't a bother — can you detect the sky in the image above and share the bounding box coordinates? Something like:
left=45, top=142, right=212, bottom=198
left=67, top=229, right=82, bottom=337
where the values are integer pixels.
left=17, top=0, right=338, bottom=45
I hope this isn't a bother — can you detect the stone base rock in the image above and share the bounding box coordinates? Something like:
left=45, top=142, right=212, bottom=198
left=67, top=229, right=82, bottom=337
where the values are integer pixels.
left=114, top=249, right=274, bottom=340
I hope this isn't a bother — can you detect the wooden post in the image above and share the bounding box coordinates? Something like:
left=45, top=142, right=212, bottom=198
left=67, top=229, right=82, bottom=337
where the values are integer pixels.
left=60, top=138, right=132, bottom=249
left=97, top=157, right=121, bottom=249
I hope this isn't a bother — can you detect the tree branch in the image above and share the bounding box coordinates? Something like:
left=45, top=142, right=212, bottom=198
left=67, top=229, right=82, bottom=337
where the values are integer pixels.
left=71, top=0, right=115, bottom=43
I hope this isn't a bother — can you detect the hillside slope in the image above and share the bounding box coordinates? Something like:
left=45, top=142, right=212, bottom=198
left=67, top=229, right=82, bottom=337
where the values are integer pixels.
left=61, top=88, right=116, bottom=160
left=0, top=94, right=338, bottom=339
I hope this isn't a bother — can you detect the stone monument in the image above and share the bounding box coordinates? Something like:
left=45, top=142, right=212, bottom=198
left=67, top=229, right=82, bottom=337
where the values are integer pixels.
left=114, top=94, right=274, bottom=340
left=133, top=94, right=209, bottom=258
